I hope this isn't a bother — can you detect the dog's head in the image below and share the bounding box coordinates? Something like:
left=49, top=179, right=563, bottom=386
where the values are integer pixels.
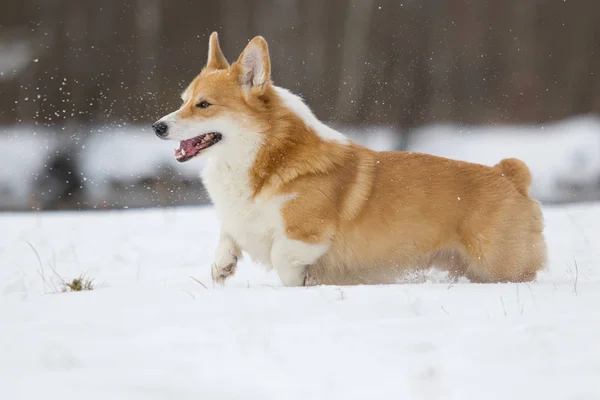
left=152, top=32, right=272, bottom=162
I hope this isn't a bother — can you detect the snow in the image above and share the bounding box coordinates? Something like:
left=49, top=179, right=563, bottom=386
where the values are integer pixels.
left=79, top=127, right=208, bottom=204
left=338, top=124, right=403, bottom=151
left=1, top=203, right=600, bottom=399
left=0, top=127, right=60, bottom=209
left=80, top=127, right=207, bottom=184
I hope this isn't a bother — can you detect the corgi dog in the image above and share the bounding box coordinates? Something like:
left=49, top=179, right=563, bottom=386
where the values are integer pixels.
left=153, top=32, right=547, bottom=286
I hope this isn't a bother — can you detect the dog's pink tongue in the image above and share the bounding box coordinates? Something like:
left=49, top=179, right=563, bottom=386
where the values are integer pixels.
left=175, top=138, right=200, bottom=159
left=181, top=138, right=196, bottom=154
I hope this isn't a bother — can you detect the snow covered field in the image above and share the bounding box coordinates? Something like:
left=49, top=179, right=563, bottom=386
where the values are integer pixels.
left=1, top=203, right=599, bottom=399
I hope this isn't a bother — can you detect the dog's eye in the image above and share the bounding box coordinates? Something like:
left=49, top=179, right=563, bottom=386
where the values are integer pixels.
left=196, top=100, right=211, bottom=109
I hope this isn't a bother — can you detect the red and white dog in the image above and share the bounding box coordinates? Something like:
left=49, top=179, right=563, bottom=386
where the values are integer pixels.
left=153, top=32, right=547, bottom=286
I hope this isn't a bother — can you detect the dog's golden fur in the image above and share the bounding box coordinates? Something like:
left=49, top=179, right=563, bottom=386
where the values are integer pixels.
left=262, top=117, right=547, bottom=284
left=160, top=32, right=547, bottom=285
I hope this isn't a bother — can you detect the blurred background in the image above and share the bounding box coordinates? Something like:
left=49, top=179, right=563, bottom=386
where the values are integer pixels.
left=1, top=0, right=599, bottom=211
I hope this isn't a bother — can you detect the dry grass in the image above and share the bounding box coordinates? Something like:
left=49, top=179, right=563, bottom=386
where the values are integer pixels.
left=26, top=240, right=96, bottom=294
left=61, top=275, right=95, bottom=292
left=189, top=276, right=208, bottom=289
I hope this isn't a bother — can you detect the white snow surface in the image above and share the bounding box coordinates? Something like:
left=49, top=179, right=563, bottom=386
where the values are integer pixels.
left=1, top=203, right=599, bottom=399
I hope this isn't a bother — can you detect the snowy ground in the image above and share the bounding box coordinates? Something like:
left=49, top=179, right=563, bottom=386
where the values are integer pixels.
left=1, top=203, right=599, bottom=399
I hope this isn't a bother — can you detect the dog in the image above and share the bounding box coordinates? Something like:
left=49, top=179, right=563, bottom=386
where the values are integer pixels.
left=153, top=32, right=547, bottom=286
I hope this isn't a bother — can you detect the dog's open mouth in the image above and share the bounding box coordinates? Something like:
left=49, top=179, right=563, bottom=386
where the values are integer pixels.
left=174, top=133, right=222, bottom=162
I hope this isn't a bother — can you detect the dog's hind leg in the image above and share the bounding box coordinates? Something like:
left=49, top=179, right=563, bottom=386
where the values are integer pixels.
left=462, top=229, right=546, bottom=283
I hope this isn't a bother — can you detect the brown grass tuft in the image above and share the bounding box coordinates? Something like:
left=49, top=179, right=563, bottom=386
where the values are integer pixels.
left=62, top=275, right=94, bottom=292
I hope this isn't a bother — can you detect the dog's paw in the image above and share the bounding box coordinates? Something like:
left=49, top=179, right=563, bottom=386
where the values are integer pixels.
left=211, top=261, right=237, bottom=285
left=304, top=269, right=320, bottom=286
left=211, top=248, right=238, bottom=285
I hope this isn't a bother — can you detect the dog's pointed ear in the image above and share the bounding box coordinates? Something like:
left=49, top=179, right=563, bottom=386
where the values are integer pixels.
left=235, top=36, right=271, bottom=95
left=206, top=32, right=229, bottom=70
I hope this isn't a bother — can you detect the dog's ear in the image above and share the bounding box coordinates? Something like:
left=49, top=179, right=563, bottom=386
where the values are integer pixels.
left=206, top=32, right=229, bottom=70
left=235, top=36, right=271, bottom=95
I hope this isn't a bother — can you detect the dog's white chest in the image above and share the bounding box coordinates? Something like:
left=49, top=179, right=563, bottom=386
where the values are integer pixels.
left=201, top=159, right=287, bottom=266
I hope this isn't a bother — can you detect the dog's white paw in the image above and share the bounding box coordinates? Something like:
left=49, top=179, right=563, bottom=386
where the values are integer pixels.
left=304, top=269, right=320, bottom=286
left=211, top=262, right=237, bottom=285
left=211, top=251, right=238, bottom=286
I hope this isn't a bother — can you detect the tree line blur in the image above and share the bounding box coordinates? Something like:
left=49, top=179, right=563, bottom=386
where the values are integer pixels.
left=1, top=0, right=599, bottom=129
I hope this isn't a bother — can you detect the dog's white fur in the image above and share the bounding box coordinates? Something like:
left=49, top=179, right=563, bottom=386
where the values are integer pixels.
left=274, top=87, right=349, bottom=144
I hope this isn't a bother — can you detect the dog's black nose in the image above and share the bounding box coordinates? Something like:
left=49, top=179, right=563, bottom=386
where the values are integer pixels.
left=152, top=121, right=169, bottom=138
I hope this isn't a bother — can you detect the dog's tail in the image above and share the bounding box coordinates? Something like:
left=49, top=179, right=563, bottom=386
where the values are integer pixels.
left=494, top=158, right=532, bottom=197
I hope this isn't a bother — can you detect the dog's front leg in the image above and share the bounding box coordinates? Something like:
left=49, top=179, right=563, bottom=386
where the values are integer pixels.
left=271, top=239, right=328, bottom=287
left=211, top=229, right=242, bottom=285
